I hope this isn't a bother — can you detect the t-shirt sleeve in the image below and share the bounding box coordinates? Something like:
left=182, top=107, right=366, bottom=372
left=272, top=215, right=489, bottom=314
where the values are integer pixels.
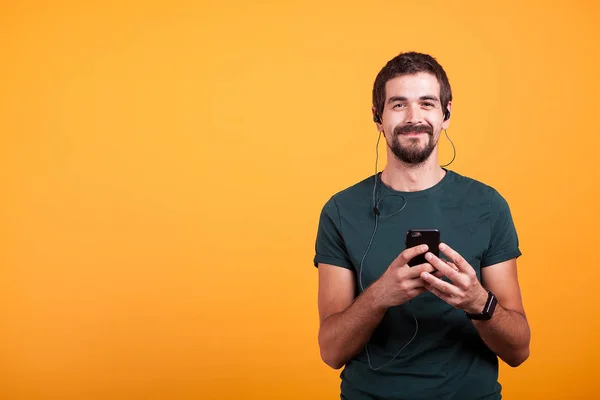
left=481, top=189, right=522, bottom=267
left=313, top=196, right=354, bottom=270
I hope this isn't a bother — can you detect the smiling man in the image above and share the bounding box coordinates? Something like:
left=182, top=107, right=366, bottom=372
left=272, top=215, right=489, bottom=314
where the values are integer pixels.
left=313, top=52, right=530, bottom=400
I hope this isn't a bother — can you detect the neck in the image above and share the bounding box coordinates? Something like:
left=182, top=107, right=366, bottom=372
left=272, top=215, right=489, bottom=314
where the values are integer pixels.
left=381, top=148, right=446, bottom=192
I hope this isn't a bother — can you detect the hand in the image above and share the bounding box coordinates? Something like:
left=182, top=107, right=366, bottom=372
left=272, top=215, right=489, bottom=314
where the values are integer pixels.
left=420, top=243, right=488, bottom=314
left=373, top=244, right=444, bottom=308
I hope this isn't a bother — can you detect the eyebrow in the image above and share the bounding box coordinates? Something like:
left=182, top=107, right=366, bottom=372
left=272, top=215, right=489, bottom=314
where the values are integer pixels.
left=387, top=95, right=440, bottom=104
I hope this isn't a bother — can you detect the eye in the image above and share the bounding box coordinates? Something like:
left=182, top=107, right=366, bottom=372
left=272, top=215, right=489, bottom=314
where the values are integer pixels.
left=422, top=102, right=435, bottom=107
left=393, top=103, right=405, bottom=108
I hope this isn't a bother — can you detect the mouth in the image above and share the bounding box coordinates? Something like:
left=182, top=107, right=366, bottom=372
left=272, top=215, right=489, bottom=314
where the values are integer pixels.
left=400, top=131, right=427, bottom=136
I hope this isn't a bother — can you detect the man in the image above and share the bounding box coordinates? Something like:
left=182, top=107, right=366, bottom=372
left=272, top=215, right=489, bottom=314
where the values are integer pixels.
left=313, top=52, right=530, bottom=400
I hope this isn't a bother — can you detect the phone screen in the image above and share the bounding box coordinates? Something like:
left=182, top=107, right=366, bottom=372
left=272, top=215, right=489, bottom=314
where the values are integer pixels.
left=405, top=229, right=440, bottom=267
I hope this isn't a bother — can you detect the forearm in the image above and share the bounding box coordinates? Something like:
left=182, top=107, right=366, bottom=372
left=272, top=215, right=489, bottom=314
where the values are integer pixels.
left=472, top=304, right=531, bottom=367
left=318, top=284, right=388, bottom=369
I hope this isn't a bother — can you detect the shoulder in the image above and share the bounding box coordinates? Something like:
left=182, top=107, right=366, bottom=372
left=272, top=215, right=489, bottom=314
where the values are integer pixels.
left=320, top=174, right=377, bottom=210
left=446, top=170, right=507, bottom=206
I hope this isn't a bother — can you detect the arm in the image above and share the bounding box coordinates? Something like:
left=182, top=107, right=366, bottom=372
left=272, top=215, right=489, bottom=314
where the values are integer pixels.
left=313, top=197, right=437, bottom=369
left=317, top=263, right=387, bottom=370
left=421, top=245, right=531, bottom=367
left=472, top=258, right=530, bottom=367
left=313, top=197, right=388, bottom=369
left=317, top=245, right=440, bottom=369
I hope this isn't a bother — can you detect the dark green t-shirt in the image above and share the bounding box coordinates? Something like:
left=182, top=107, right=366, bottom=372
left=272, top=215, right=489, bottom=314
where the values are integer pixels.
left=313, top=169, right=521, bottom=400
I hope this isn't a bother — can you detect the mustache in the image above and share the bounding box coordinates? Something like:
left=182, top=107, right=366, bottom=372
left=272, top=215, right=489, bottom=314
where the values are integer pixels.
left=394, top=124, right=433, bottom=135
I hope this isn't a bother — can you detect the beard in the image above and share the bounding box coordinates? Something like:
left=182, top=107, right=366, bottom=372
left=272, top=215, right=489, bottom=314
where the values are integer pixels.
left=389, top=124, right=438, bottom=165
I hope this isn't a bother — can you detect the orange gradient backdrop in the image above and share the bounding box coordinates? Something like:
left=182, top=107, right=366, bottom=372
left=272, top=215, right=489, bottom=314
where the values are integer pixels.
left=1, top=1, right=599, bottom=399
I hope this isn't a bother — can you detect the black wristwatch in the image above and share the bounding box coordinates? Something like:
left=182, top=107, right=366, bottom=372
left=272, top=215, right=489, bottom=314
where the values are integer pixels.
left=465, top=290, right=497, bottom=320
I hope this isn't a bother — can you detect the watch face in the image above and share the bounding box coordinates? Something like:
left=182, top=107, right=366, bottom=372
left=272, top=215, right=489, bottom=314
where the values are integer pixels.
left=486, top=292, right=497, bottom=317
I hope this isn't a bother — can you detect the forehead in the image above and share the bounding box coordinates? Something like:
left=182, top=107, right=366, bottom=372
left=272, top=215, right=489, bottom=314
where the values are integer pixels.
left=385, top=72, right=441, bottom=99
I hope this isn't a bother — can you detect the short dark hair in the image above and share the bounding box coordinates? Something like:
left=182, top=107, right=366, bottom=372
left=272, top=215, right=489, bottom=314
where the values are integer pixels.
left=372, top=51, right=452, bottom=120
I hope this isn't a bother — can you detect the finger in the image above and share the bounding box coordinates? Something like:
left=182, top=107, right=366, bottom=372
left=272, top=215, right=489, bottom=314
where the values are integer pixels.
left=446, top=261, right=459, bottom=272
left=424, top=252, right=462, bottom=283
left=405, top=262, right=437, bottom=279
left=394, top=244, right=429, bottom=268
left=413, top=269, right=444, bottom=285
left=421, top=271, right=460, bottom=296
left=406, top=270, right=435, bottom=289
left=424, top=283, right=446, bottom=300
left=439, top=259, right=459, bottom=272
left=432, top=270, right=444, bottom=279
left=410, top=287, right=428, bottom=297
left=438, top=255, right=457, bottom=270
left=438, top=243, right=471, bottom=273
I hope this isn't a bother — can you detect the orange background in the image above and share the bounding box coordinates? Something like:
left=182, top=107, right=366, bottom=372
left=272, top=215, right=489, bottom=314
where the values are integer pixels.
left=1, top=1, right=599, bottom=399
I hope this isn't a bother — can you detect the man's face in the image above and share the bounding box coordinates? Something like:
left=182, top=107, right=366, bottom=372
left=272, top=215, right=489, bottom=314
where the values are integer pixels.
left=377, top=72, right=450, bottom=165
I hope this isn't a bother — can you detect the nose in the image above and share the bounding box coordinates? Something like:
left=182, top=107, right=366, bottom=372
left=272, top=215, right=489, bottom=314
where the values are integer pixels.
left=405, top=104, right=423, bottom=124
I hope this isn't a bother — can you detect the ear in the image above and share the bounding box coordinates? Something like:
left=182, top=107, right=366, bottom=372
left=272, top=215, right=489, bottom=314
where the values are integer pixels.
left=372, top=106, right=383, bottom=131
left=442, top=101, right=452, bottom=130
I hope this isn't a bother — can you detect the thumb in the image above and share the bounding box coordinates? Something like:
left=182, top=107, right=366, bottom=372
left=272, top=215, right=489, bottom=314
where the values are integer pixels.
left=394, top=244, right=429, bottom=268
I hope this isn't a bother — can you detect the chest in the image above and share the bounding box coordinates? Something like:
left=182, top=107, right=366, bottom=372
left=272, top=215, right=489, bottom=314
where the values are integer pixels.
left=343, top=197, right=491, bottom=289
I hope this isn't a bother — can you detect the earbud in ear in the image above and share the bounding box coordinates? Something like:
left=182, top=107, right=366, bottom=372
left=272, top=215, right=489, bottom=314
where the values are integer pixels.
left=444, top=109, right=451, bottom=121
left=373, top=114, right=382, bottom=124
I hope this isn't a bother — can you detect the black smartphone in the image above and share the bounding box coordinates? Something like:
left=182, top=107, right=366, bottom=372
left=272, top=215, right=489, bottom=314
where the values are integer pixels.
left=405, top=229, right=440, bottom=267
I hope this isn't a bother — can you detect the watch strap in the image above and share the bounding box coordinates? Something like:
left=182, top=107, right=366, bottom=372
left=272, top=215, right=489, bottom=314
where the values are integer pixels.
left=465, top=290, right=497, bottom=320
